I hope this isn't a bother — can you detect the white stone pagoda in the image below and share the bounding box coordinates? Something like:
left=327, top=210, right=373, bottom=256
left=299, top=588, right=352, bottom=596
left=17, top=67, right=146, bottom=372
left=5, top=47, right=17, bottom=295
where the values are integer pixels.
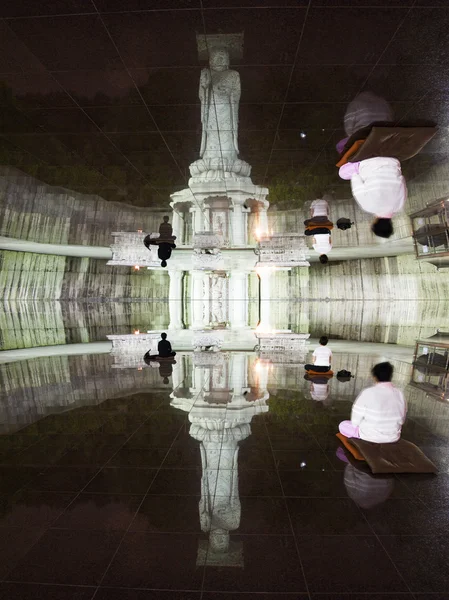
left=108, top=33, right=310, bottom=338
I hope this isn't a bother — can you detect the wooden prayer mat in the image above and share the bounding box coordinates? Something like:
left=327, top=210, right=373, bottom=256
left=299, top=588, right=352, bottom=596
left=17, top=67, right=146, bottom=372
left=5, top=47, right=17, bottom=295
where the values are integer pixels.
left=337, top=125, right=437, bottom=167
left=336, top=433, right=437, bottom=474
left=336, top=139, right=365, bottom=167
left=336, top=433, right=365, bottom=461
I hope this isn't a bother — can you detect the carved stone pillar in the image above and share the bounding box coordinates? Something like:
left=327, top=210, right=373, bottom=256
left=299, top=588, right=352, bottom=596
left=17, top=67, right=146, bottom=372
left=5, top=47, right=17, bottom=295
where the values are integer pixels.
left=255, top=358, right=270, bottom=393
left=171, top=353, right=185, bottom=391
left=171, top=210, right=183, bottom=244
left=258, top=268, right=272, bottom=332
left=229, top=271, right=248, bottom=329
left=231, top=353, right=247, bottom=395
left=231, top=202, right=247, bottom=246
left=258, top=205, right=269, bottom=236
left=168, top=270, right=184, bottom=330
left=191, top=204, right=206, bottom=235
left=193, top=363, right=205, bottom=392
left=191, top=270, right=205, bottom=329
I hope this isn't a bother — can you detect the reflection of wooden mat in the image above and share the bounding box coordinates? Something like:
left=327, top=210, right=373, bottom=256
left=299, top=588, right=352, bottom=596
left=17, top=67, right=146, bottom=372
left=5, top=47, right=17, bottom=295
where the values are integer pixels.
left=336, top=433, right=365, bottom=461
left=308, top=369, right=333, bottom=378
left=336, top=433, right=438, bottom=474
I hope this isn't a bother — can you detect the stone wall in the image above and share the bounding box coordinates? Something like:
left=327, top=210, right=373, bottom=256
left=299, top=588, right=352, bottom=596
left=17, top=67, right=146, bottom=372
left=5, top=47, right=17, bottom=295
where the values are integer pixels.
left=0, top=301, right=169, bottom=350
left=271, top=255, right=449, bottom=344
left=0, top=251, right=169, bottom=350
left=0, top=250, right=168, bottom=300
left=0, top=167, right=166, bottom=246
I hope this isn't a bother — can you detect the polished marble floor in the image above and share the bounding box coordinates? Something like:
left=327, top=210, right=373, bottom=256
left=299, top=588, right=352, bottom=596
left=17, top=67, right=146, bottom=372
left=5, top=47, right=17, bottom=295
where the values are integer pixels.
left=1, top=372, right=449, bottom=600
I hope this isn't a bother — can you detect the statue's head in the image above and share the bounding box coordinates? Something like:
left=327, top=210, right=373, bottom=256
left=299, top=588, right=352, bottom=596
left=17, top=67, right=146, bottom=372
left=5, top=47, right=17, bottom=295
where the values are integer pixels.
left=210, top=529, right=230, bottom=553
left=209, top=47, right=229, bottom=71
left=163, top=215, right=169, bottom=222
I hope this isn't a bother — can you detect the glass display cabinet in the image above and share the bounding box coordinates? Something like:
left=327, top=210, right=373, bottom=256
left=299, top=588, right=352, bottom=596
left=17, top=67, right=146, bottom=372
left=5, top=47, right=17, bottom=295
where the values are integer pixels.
left=410, top=197, right=449, bottom=269
left=410, top=332, right=449, bottom=402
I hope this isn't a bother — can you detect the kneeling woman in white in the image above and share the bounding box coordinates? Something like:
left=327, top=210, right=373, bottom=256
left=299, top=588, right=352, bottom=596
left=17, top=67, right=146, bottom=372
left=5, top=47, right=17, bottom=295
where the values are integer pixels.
left=339, top=361, right=407, bottom=444
left=339, top=157, right=407, bottom=239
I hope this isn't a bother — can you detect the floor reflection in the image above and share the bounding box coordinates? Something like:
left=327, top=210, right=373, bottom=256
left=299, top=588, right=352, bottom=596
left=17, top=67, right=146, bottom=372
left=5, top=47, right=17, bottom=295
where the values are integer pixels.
left=0, top=347, right=449, bottom=594
left=171, top=352, right=269, bottom=566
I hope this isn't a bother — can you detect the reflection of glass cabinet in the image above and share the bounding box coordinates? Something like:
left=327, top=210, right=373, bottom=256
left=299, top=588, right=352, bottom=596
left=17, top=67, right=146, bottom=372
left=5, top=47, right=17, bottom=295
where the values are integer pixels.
left=410, top=334, right=449, bottom=402
left=410, top=198, right=449, bottom=269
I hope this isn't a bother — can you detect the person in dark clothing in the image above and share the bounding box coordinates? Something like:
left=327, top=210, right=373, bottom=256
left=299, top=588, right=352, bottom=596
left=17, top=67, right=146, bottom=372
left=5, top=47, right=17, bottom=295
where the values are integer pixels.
left=158, top=242, right=176, bottom=268
left=143, top=333, right=176, bottom=366
left=158, top=332, right=176, bottom=358
left=143, top=234, right=153, bottom=250
left=143, top=235, right=176, bottom=267
left=159, top=216, right=173, bottom=241
left=158, top=359, right=174, bottom=384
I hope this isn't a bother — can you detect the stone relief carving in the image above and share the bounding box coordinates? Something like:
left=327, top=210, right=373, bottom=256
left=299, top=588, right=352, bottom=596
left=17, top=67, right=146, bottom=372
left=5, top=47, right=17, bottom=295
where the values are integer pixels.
left=193, top=352, right=227, bottom=367
left=210, top=275, right=228, bottom=325
left=192, top=331, right=225, bottom=351
left=192, top=248, right=224, bottom=270
left=108, top=232, right=160, bottom=267
left=193, top=232, right=224, bottom=249
left=257, top=233, right=310, bottom=265
left=256, top=333, right=310, bottom=364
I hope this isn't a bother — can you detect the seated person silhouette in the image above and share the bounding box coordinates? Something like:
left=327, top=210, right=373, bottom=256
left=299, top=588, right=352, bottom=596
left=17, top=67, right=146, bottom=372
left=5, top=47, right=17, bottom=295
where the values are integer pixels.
left=158, top=360, right=174, bottom=385
left=143, top=233, right=176, bottom=268
left=143, top=333, right=177, bottom=367
left=158, top=332, right=176, bottom=358
left=157, top=242, right=176, bottom=268
left=159, top=216, right=173, bottom=241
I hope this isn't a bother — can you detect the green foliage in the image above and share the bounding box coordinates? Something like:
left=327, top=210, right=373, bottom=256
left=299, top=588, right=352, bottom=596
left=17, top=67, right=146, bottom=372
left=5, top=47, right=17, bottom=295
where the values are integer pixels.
left=267, top=168, right=337, bottom=209
left=268, top=390, right=309, bottom=418
left=268, top=389, right=340, bottom=428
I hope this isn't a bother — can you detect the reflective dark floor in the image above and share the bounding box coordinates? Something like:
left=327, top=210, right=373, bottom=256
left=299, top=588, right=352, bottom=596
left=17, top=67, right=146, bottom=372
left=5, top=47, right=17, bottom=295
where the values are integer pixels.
left=1, top=372, right=449, bottom=599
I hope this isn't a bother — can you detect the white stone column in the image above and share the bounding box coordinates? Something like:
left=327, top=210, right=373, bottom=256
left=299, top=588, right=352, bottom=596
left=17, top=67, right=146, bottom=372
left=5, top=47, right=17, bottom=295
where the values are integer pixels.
left=231, top=353, right=247, bottom=395
left=171, top=353, right=185, bottom=390
left=231, top=203, right=246, bottom=246
left=193, top=364, right=205, bottom=392
left=191, top=204, right=206, bottom=234
left=229, top=271, right=248, bottom=329
left=258, top=205, right=269, bottom=237
left=168, top=270, right=184, bottom=330
left=171, top=209, right=183, bottom=244
left=258, top=268, right=272, bottom=332
left=191, top=270, right=205, bottom=329
left=203, top=273, right=211, bottom=327
left=255, top=359, right=269, bottom=393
